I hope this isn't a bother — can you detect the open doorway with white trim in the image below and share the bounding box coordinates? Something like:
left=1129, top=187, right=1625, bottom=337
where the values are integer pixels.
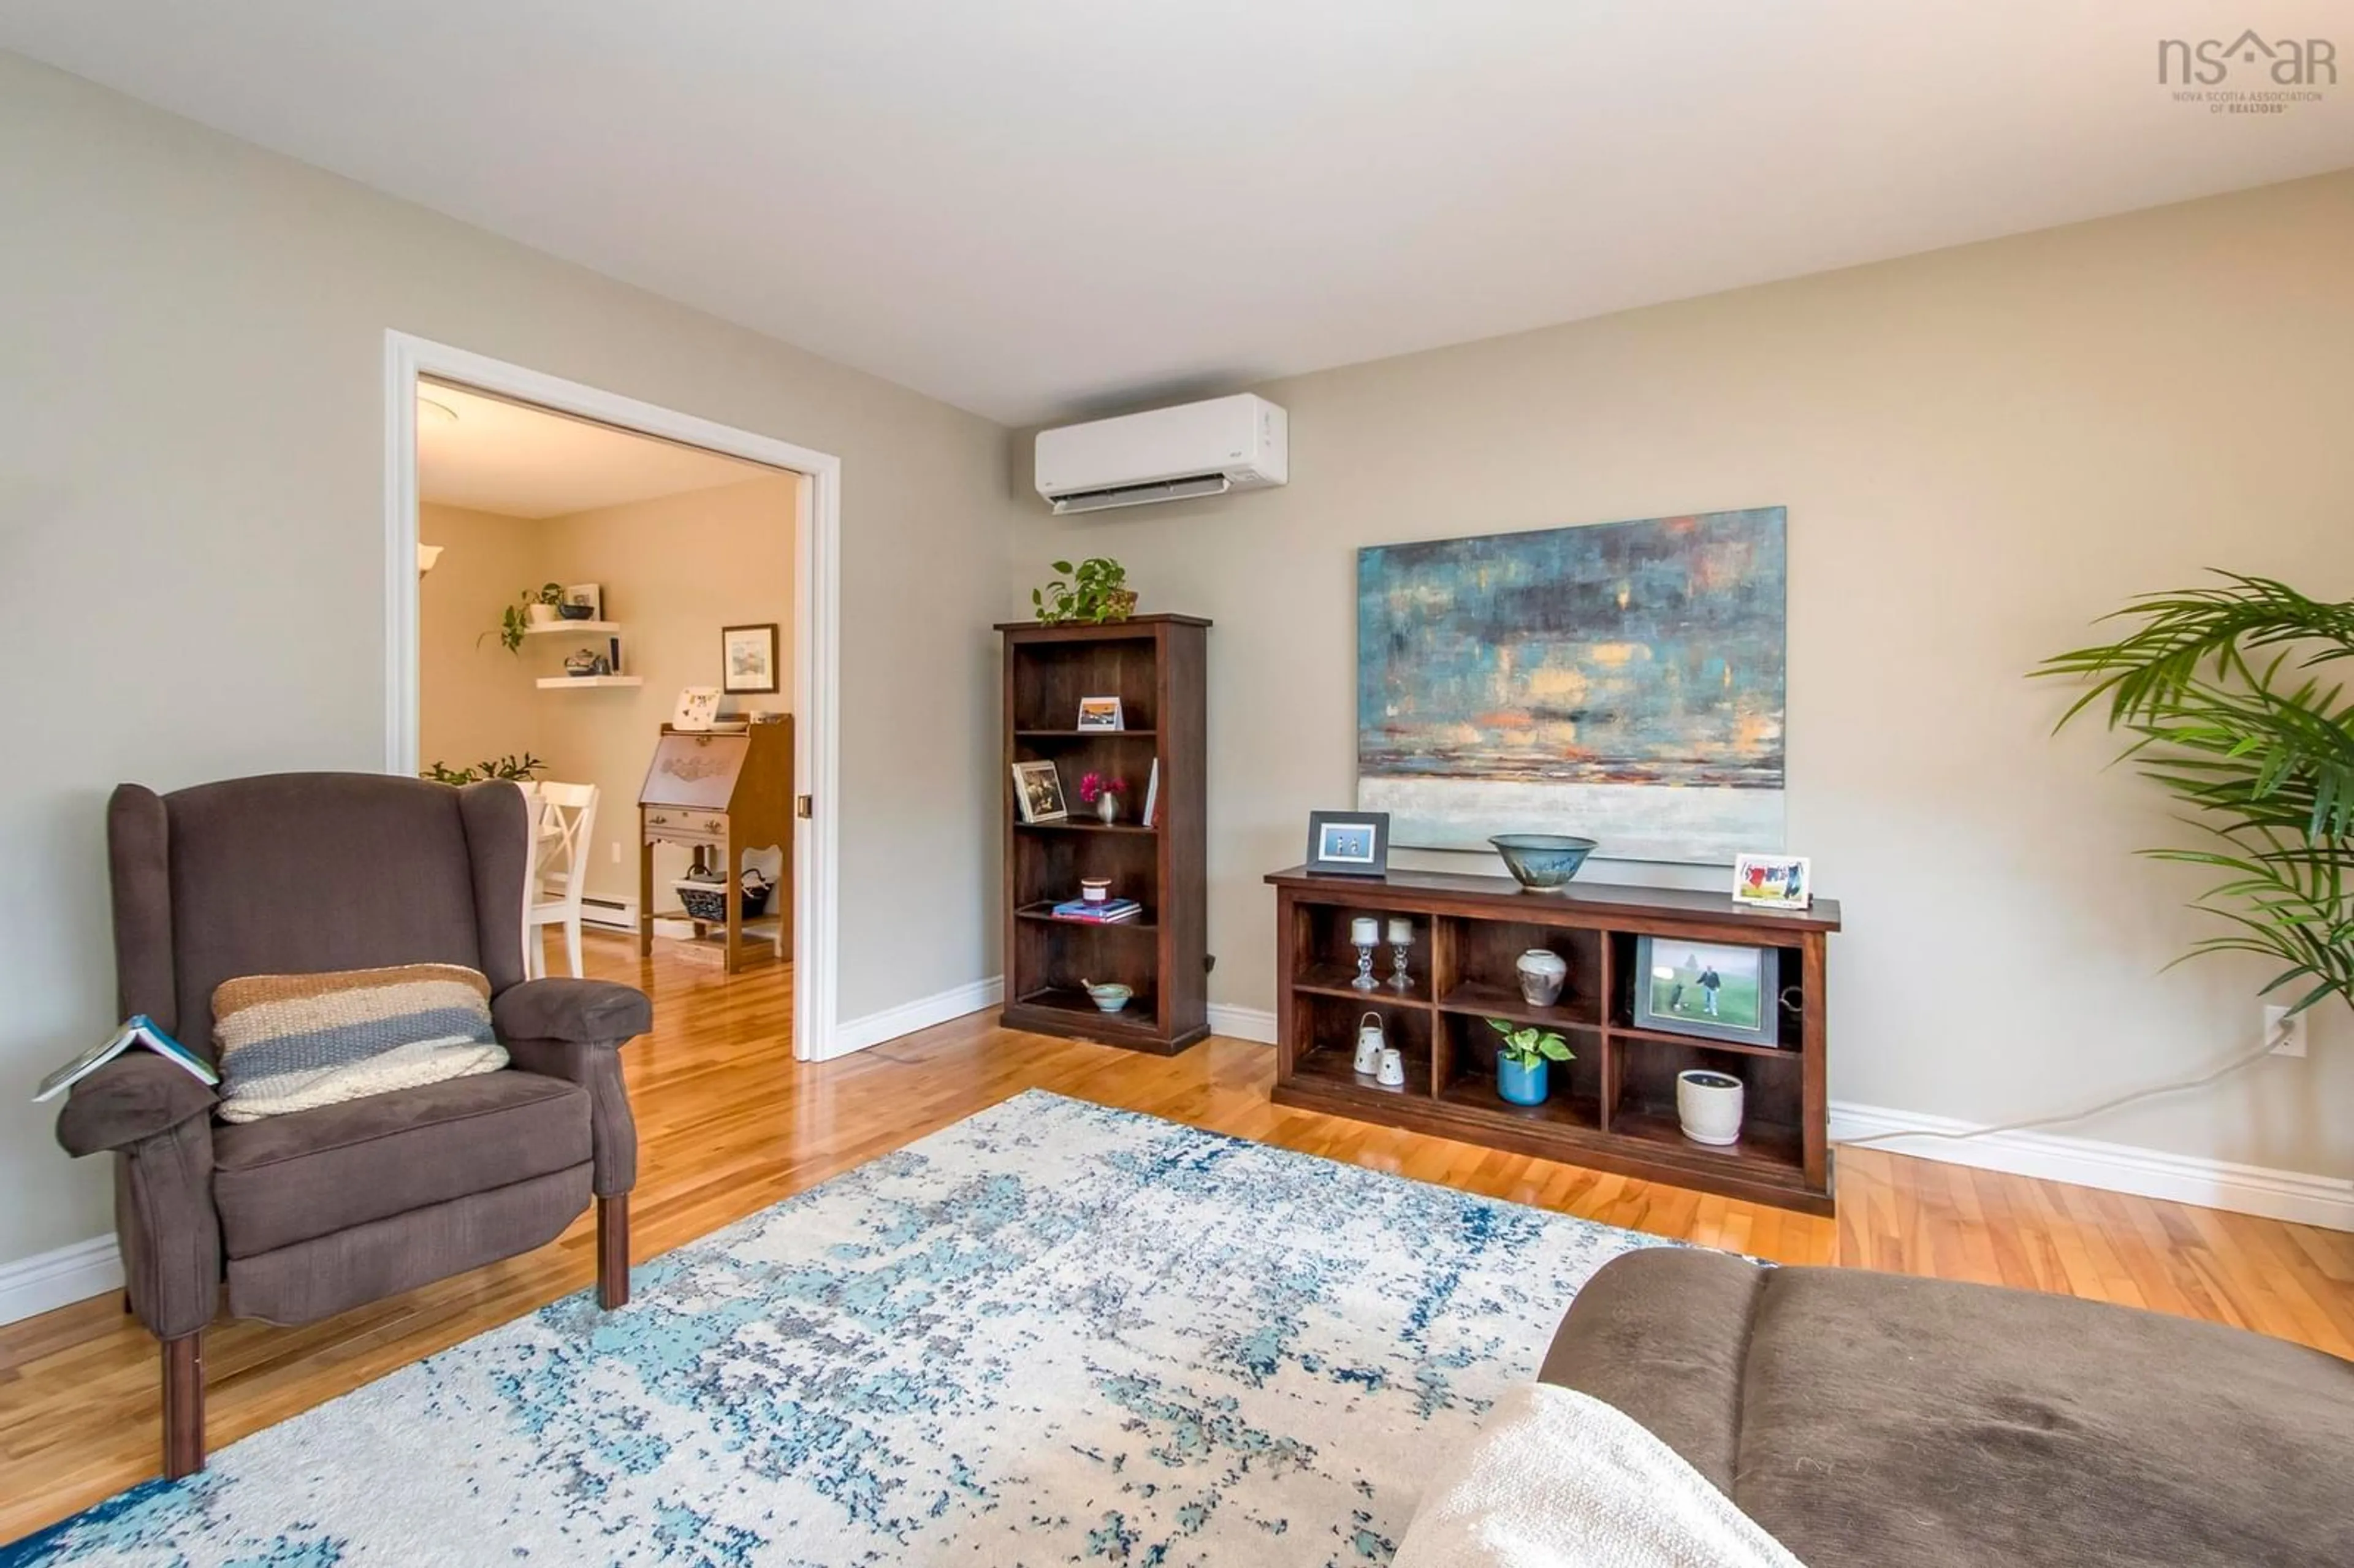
left=383, top=333, right=841, bottom=1062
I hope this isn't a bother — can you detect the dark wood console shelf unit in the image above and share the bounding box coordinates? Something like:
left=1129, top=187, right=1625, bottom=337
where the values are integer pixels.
left=1266, top=866, right=1842, bottom=1214
left=1000, top=614, right=1209, bottom=1054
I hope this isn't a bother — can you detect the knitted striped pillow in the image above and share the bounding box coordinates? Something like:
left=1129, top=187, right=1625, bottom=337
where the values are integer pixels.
left=211, top=964, right=507, bottom=1123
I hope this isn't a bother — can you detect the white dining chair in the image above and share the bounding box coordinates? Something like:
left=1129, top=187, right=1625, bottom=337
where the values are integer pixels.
left=522, top=782, right=599, bottom=979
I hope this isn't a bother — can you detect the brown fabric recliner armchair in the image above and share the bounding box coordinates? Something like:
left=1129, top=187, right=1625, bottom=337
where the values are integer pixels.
left=52, top=773, right=649, bottom=1480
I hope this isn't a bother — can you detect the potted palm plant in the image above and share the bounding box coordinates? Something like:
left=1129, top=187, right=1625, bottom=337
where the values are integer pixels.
left=2041, top=572, right=2354, bottom=1021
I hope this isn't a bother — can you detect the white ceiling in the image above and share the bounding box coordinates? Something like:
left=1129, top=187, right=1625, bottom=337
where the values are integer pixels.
left=8, top=3, right=2350, bottom=425
left=416, top=382, right=774, bottom=518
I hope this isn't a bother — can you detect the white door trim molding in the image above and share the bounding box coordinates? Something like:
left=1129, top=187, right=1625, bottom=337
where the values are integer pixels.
left=383, top=332, right=842, bottom=1062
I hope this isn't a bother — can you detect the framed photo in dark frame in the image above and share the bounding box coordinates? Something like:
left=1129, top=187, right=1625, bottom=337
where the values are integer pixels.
left=721, top=622, right=781, bottom=694
left=1631, top=935, right=1781, bottom=1048
left=1306, top=810, right=1390, bottom=877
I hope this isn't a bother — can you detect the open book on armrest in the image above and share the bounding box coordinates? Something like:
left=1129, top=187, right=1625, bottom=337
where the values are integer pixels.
left=34, top=1014, right=219, bottom=1102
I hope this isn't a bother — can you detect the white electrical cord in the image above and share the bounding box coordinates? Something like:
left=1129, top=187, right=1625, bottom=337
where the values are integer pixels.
left=1838, top=1021, right=2291, bottom=1151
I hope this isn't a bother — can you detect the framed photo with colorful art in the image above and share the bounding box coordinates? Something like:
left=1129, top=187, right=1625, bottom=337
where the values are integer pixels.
left=1732, top=853, right=1810, bottom=910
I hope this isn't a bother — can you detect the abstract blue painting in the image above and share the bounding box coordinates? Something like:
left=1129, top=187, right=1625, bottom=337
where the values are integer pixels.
left=1357, top=508, right=1786, bottom=864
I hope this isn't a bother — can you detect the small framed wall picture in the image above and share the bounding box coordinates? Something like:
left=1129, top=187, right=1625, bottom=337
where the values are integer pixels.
left=1732, top=853, right=1811, bottom=910
left=1306, top=810, right=1390, bottom=877
left=722, top=623, right=780, bottom=695
left=1076, top=695, right=1125, bottom=731
left=1011, top=759, right=1069, bottom=823
left=563, top=584, right=603, bottom=620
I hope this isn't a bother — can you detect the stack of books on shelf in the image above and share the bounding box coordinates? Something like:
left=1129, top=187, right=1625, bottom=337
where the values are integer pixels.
left=1051, top=897, right=1142, bottom=924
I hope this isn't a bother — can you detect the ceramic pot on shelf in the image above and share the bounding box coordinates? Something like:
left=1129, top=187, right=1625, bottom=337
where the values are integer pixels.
left=526, top=602, right=560, bottom=626
left=1675, top=1069, right=1745, bottom=1146
left=1354, top=1012, right=1386, bottom=1076
left=1496, top=1054, right=1548, bottom=1106
left=1096, top=793, right=1119, bottom=825
left=1515, top=949, right=1568, bottom=1008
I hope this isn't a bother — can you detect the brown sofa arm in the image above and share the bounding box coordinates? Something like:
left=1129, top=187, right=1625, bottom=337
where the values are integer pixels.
left=495, top=981, right=646, bottom=1198
left=56, top=1052, right=218, bottom=1157
left=55, top=1059, right=222, bottom=1343
left=492, top=978, right=650, bottom=1045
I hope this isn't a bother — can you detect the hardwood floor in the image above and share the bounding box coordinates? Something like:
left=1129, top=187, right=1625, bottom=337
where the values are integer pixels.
left=5, top=930, right=2351, bottom=1542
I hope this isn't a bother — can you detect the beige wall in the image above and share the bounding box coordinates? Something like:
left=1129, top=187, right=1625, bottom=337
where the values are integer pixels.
left=1014, top=170, right=2354, bottom=1180
left=535, top=474, right=799, bottom=905
left=419, top=476, right=797, bottom=907
left=418, top=503, right=549, bottom=778
left=0, top=53, right=1013, bottom=1270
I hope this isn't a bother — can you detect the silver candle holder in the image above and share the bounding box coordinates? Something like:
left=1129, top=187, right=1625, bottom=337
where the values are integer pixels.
left=1349, top=916, right=1381, bottom=991
left=1386, top=916, right=1414, bottom=991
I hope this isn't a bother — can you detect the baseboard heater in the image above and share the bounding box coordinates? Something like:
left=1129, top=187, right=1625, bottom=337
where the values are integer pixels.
left=579, top=895, right=639, bottom=934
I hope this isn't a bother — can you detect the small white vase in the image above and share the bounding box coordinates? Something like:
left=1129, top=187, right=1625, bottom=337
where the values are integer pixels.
left=1675, top=1069, right=1745, bottom=1146
left=1096, top=793, right=1119, bottom=824
left=526, top=602, right=560, bottom=626
left=1515, top=948, right=1567, bottom=1007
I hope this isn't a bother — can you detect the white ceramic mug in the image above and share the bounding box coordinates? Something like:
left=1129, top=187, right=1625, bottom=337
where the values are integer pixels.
left=1354, top=1012, right=1386, bottom=1075
left=1377, top=1046, right=1407, bottom=1088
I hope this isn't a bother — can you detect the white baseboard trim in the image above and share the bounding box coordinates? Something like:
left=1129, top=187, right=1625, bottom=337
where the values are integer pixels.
left=1206, top=1003, right=1278, bottom=1045
left=1832, top=1100, right=2354, bottom=1232
left=828, top=974, right=1006, bottom=1060
left=0, top=1234, right=123, bottom=1326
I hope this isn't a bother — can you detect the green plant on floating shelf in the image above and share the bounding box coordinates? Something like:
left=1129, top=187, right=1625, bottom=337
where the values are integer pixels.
left=2039, top=570, right=2354, bottom=1021
left=1486, top=1018, right=1575, bottom=1068
left=421, top=753, right=548, bottom=786
left=1032, top=558, right=1133, bottom=625
left=483, top=582, right=566, bottom=653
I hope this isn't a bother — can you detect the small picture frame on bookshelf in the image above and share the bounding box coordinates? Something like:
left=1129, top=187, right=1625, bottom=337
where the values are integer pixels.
left=1306, top=810, right=1389, bottom=877
left=1732, top=852, right=1810, bottom=910
left=1076, top=696, right=1124, bottom=731
left=1631, top=935, right=1781, bottom=1048
left=1012, top=759, right=1068, bottom=823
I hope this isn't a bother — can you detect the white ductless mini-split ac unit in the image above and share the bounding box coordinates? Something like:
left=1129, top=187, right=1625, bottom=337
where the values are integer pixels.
left=1034, top=394, right=1289, bottom=514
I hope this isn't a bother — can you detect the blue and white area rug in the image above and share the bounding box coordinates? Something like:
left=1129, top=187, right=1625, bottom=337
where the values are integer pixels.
left=9, top=1091, right=1667, bottom=1567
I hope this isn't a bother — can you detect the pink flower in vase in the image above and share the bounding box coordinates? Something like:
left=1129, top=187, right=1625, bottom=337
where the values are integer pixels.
left=1076, top=772, right=1127, bottom=804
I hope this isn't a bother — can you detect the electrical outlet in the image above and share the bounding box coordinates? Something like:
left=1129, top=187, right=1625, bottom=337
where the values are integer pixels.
left=2265, top=1004, right=2308, bottom=1058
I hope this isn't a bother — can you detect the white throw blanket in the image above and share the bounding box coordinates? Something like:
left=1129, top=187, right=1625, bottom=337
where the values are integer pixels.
left=1392, top=1382, right=1807, bottom=1568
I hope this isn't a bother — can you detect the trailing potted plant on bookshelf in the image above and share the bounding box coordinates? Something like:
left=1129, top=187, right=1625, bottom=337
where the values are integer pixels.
left=1486, top=1018, right=1574, bottom=1106
left=1032, top=558, right=1136, bottom=625
left=485, top=582, right=566, bottom=652
left=1078, top=771, right=1127, bottom=824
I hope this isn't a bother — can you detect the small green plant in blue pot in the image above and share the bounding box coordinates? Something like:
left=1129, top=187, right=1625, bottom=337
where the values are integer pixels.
left=1487, top=1018, right=1574, bottom=1106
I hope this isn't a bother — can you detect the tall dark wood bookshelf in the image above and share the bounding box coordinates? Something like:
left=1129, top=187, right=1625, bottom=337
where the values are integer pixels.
left=999, top=614, right=1209, bottom=1054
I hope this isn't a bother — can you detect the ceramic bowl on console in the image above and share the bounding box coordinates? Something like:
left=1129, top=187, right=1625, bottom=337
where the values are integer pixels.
left=1489, top=834, right=1598, bottom=892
